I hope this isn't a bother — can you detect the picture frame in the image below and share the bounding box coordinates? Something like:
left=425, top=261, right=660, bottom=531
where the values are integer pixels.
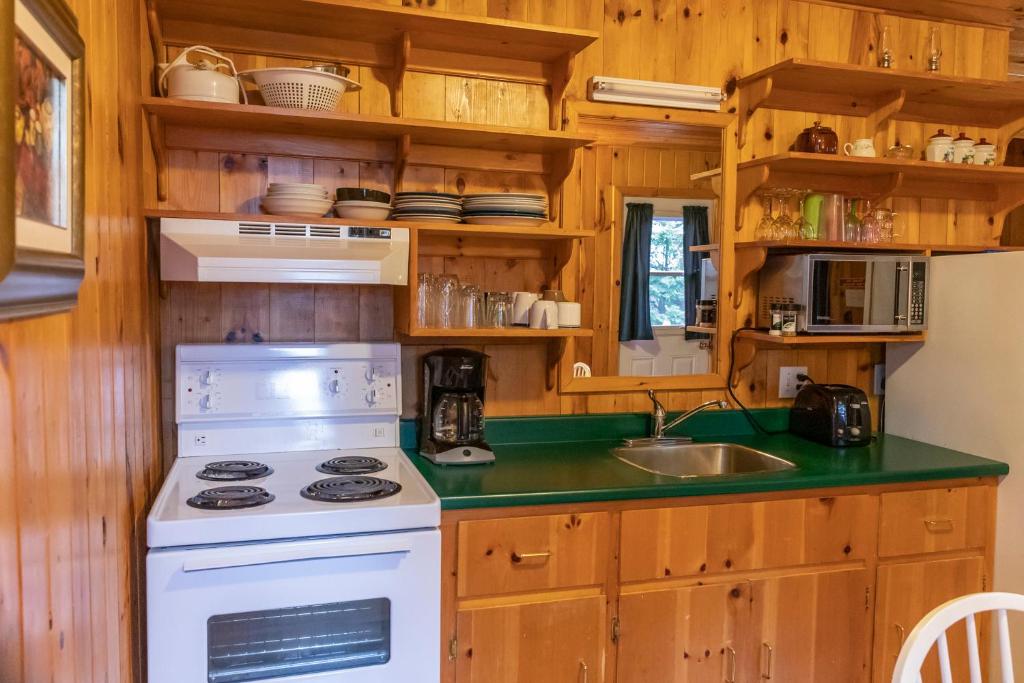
left=0, top=0, right=84, bottom=322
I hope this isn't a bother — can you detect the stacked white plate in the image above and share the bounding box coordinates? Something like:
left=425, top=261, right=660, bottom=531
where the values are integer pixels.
left=461, top=193, right=548, bottom=226
left=262, top=183, right=333, bottom=217
left=391, top=192, right=463, bottom=223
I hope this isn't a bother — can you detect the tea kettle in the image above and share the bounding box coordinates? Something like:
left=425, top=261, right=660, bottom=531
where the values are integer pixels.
left=158, top=46, right=246, bottom=104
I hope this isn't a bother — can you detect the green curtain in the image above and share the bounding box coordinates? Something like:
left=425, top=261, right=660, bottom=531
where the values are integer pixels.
left=618, top=203, right=655, bottom=342
left=683, top=205, right=711, bottom=341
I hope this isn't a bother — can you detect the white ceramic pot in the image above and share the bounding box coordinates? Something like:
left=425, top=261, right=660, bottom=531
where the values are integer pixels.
left=974, top=144, right=997, bottom=166
left=159, top=46, right=244, bottom=104
left=528, top=300, right=559, bottom=330
left=556, top=301, right=581, bottom=328
left=926, top=136, right=954, bottom=163
left=953, top=140, right=976, bottom=165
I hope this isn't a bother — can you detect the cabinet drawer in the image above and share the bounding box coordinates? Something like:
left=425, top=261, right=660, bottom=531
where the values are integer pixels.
left=456, top=512, right=609, bottom=598
left=878, top=487, right=990, bottom=558
left=620, top=495, right=877, bottom=582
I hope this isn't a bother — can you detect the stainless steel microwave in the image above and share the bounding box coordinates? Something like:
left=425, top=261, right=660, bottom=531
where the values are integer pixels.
left=757, top=253, right=928, bottom=334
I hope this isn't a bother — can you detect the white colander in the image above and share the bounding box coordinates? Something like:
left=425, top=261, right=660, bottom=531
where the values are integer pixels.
left=238, top=67, right=362, bottom=111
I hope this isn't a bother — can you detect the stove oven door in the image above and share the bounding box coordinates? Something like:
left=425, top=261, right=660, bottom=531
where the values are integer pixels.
left=146, top=529, right=440, bottom=683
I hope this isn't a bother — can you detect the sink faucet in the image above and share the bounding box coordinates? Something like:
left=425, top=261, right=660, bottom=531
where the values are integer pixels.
left=647, top=390, right=730, bottom=441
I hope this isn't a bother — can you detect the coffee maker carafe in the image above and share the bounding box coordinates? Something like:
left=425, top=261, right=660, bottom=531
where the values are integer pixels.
left=420, top=349, right=495, bottom=465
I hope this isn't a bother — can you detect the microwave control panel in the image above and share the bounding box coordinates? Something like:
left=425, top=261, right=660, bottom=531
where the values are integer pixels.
left=910, top=260, right=927, bottom=326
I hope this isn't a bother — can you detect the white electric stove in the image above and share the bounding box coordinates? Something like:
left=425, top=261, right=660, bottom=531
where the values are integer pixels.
left=146, top=343, right=440, bottom=683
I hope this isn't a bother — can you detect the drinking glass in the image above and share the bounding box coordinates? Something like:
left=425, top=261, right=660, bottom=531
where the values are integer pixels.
left=460, top=285, right=482, bottom=329
left=860, top=200, right=882, bottom=243
left=844, top=198, right=863, bottom=242
left=436, top=274, right=461, bottom=328
left=874, top=208, right=896, bottom=242
left=773, top=189, right=800, bottom=240
left=755, top=192, right=776, bottom=241
left=485, top=292, right=513, bottom=328
left=417, top=273, right=438, bottom=328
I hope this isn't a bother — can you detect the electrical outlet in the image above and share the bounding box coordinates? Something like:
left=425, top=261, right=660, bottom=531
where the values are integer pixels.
left=193, top=434, right=208, bottom=447
left=874, top=363, right=886, bottom=395
left=779, top=366, right=809, bottom=399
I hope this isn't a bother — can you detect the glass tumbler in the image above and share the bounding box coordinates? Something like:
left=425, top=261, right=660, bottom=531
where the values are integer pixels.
left=417, top=273, right=438, bottom=328
left=460, top=285, right=482, bottom=329
left=436, top=274, right=461, bottom=329
left=485, top=292, right=513, bottom=328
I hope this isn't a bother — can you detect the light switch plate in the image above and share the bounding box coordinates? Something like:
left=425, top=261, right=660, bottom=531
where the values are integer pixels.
left=779, top=366, right=809, bottom=399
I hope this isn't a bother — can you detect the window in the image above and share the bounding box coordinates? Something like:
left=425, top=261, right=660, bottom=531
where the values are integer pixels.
left=649, top=217, right=687, bottom=327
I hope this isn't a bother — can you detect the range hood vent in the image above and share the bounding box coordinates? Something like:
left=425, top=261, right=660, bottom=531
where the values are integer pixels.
left=159, top=218, right=410, bottom=285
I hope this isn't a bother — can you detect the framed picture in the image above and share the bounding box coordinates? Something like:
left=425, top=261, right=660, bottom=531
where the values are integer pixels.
left=0, top=0, right=83, bottom=321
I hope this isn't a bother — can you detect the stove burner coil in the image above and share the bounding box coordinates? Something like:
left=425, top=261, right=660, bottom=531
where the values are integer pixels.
left=300, top=476, right=401, bottom=503
left=316, top=456, right=387, bottom=476
left=196, top=460, right=273, bottom=481
left=187, top=486, right=276, bottom=510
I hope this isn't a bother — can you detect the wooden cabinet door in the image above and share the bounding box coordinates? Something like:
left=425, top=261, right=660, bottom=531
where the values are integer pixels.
left=873, top=556, right=986, bottom=683
left=616, top=581, right=755, bottom=683
left=748, top=568, right=872, bottom=683
left=455, top=595, right=605, bottom=683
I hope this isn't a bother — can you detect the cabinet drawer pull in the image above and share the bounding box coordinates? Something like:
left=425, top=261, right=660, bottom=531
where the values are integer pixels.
left=924, top=518, right=955, bottom=533
left=511, top=550, right=552, bottom=564
left=761, top=642, right=773, bottom=680
left=895, top=623, right=905, bottom=650
left=579, top=660, right=588, bottom=683
left=725, top=646, right=737, bottom=683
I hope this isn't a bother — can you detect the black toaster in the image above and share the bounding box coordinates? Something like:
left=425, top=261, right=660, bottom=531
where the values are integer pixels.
left=789, top=383, right=872, bottom=447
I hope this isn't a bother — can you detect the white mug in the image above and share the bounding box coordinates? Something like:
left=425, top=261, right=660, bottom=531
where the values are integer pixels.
left=512, top=292, right=539, bottom=326
left=529, top=300, right=559, bottom=329
left=843, top=139, right=876, bottom=157
left=556, top=301, right=581, bottom=328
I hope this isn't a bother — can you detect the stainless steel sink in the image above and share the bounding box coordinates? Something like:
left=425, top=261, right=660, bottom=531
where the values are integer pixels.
left=613, top=442, right=796, bottom=479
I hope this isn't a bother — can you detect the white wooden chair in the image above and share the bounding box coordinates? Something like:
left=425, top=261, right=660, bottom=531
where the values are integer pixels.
left=892, top=592, right=1024, bottom=683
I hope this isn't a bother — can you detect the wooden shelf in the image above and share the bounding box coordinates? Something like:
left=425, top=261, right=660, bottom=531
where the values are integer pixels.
left=735, top=239, right=1024, bottom=255
left=145, top=0, right=598, bottom=128
left=736, top=58, right=1024, bottom=148
left=737, top=330, right=925, bottom=345
left=735, top=153, right=1024, bottom=229
left=685, top=326, right=718, bottom=335
left=143, top=98, right=592, bottom=205
left=688, top=243, right=720, bottom=253
left=145, top=209, right=596, bottom=241
left=405, top=327, right=593, bottom=339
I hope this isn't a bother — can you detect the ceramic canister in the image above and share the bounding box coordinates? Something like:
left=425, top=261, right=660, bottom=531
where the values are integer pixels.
left=974, top=139, right=997, bottom=166
left=926, top=130, right=954, bottom=163
left=556, top=301, right=581, bottom=328
left=529, top=300, right=559, bottom=329
left=952, top=133, right=975, bottom=164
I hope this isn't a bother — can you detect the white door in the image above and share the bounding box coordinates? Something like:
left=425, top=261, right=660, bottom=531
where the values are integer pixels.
left=619, top=327, right=710, bottom=376
left=146, top=530, right=440, bottom=683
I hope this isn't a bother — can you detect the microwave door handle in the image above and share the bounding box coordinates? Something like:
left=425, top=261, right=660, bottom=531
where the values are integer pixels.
left=894, top=260, right=910, bottom=326
left=182, top=540, right=412, bottom=572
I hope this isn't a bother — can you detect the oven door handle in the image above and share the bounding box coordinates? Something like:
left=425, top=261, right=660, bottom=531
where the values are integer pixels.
left=182, top=539, right=412, bottom=572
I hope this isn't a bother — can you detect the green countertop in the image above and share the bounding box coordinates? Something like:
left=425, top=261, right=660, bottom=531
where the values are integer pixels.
left=405, top=410, right=1009, bottom=510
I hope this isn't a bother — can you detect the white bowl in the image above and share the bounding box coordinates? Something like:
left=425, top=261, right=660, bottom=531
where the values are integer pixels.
left=262, top=197, right=334, bottom=216
left=265, top=191, right=330, bottom=200
left=333, top=204, right=391, bottom=220
left=268, top=182, right=328, bottom=192
left=334, top=200, right=392, bottom=209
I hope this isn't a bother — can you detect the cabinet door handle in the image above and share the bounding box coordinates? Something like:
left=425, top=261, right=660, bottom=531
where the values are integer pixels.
left=511, top=550, right=551, bottom=564
left=895, top=623, right=906, bottom=650
left=924, top=518, right=955, bottom=533
left=725, top=646, right=737, bottom=683
left=761, top=642, right=773, bottom=680
left=579, top=660, right=589, bottom=683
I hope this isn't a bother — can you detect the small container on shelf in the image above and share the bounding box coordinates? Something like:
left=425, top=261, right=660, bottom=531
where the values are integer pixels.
left=769, top=304, right=784, bottom=337
left=696, top=299, right=717, bottom=327
left=781, top=303, right=801, bottom=337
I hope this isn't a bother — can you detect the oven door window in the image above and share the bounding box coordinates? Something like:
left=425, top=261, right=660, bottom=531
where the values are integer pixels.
left=207, top=598, right=391, bottom=682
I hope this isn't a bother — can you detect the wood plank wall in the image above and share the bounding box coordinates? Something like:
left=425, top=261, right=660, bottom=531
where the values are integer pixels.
left=156, top=0, right=1011, bottom=437
left=0, top=0, right=159, bottom=681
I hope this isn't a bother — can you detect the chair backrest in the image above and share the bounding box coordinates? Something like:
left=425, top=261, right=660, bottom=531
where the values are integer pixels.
left=892, top=592, right=1024, bottom=683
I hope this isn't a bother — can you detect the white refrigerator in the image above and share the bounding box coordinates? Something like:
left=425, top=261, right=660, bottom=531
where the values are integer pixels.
left=885, top=250, right=1021, bottom=671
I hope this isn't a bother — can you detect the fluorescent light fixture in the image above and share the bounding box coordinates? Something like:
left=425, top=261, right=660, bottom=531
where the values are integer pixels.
left=588, top=76, right=723, bottom=112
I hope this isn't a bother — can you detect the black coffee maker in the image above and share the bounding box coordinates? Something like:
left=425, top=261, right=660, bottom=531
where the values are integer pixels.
left=420, top=349, right=495, bottom=465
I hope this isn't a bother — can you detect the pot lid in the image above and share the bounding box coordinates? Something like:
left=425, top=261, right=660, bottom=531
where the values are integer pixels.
left=930, top=129, right=952, bottom=140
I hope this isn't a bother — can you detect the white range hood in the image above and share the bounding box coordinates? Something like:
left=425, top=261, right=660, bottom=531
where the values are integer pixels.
left=159, top=218, right=410, bottom=285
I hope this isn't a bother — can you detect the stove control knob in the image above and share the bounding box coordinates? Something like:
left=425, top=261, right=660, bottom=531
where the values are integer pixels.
left=365, top=389, right=378, bottom=406
left=328, top=379, right=342, bottom=395
left=199, top=370, right=215, bottom=386
left=365, top=366, right=377, bottom=382
left=199, top=394, right=215, bottom=411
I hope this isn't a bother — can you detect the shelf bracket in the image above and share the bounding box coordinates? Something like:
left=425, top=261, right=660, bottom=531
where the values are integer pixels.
left=393, top=133, right=411, bottom=193
left=737, top=76, right=773, bottom=150
left=546, top=148, right=576, bottom=223
left=735, top=165, right=770, bottom=230
left=732, top=246, right=768, bottom=310
left=731, top=336, right=758, bottom=389
left=864, top=89, right=906, bottom=138
left=549, top=53, right=575, bottom=131
left=997, top=114, right=1024, bottom=165
left=876, top=172, right=905, bottom=201
left=146, top=112, right=168, bottom=202
left=390, top=32, right=411, bottom=118
left=990, top=183, right=1024, bottom=241
left=144, top=0, right=164, bottom=67
left=546, top=339, right=566, bottom=391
